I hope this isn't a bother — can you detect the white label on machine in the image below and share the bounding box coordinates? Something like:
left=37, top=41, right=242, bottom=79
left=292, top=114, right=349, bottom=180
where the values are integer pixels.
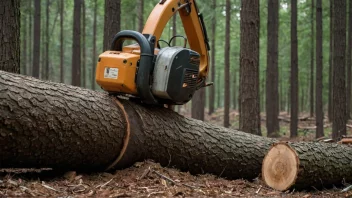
left=104, top=67, right=118, bottom=79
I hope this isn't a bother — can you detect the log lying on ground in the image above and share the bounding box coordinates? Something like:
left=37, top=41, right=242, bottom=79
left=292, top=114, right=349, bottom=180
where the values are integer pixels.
left=262, top=142, right=352, bottom=191
left=0, top=70, right=276, bottom=179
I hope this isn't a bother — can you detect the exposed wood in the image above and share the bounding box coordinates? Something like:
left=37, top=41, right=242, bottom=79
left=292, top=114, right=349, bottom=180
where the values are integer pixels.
left=262, top=142, right=352, bottom=191
left=0, top=70, right=277, bottom=180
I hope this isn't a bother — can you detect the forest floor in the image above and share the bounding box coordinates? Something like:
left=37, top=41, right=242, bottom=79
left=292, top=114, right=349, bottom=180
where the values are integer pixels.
left=1, top=109, right=352, bottom=197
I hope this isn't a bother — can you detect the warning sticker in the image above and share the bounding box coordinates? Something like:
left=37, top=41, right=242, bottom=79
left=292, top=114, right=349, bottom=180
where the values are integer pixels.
left=104, top=67, right=118, bottom=79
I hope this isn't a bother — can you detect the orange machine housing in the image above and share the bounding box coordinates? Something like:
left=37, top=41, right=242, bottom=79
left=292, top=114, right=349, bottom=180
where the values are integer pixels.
left=95, top=0, right=209, bottom=96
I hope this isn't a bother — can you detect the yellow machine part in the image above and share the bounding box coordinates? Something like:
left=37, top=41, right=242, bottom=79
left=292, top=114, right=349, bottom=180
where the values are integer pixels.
left=95, top=51, right=140, bottom=94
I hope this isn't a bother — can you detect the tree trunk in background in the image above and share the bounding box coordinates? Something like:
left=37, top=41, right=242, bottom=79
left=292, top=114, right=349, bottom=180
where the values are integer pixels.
left=172, top=15, right=177, bottom=46
left=208, top=0, right=216, bottom=115
left=316, top=0, right=324, bottom=138
left=310, top=0, right=314, bottom=117
left=32, top=0, right=41, bottom=78
left=138, top=0, right=144, bottom=32
left=0, top=0, right=20, bottom=73
left=103, top=0, right=121, bottom=51
left=347, top=0, right=352, bottom=120
left=332, top=0, right=346, bottom=140
left=60, top=0, right=64, bottom=83
left=266, top=0, right=280, bottom=137
left=239, top=0, right=261, bottom=136
left=71, top=0, right=81, bottom=86
left=224, top=0, right=231, bottom=128
left=290, top=0, right=298, bottom=138
left=21, top=1, right=27, bottom=75
left=0, top=70, right=277, bottom=180
left=191, top=89, right=205, bottom=121
left=28, top=1, right=33, bottom=75
left=217, top=72, right=221, bottom=108
left=92, top=0, right=98, bottom=90
left=328, top=1, right=333, bottom=122
left=233, top=69, right=237, bottom=110
left=44, top=0, right=49, bottom=80
left=82, top=0, right=86, bottom=88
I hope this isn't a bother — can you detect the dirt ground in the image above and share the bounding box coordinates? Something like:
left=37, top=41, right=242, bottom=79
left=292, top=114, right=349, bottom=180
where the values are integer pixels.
left=0, top=160, right=349, bottom=197
left=1, top=109, right=352, bottom=197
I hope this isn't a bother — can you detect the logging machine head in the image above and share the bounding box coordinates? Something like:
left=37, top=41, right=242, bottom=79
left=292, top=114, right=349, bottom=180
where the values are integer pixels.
left=95, top=0, right=210, bottom=105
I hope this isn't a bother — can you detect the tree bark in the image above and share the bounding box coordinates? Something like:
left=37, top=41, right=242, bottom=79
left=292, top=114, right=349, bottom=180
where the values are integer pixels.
left=103, top=0, right=121, bottom=51
left=0, top=0, right=20, bottom=74
left=208, top=0, right=216, bottom=115
left=239, top=0, right=261, bottom=135
left=0, top=70, right=276, bottom=180
left=315, top=0, right=324, bottom=138
left=60, top=0, right=64, bottom=83
left=191, top=89, right=205, bottom=121
left=328, top=0, right=333, bottom=122
left=71, top=0, right=81, bottom=87
left=347, top=0, right=352, bottom=120
left=82, top=0, right=86, bottom=88
left=332, top=0, right=346, bottom=140
left=224, top=0, right=230, bottom=128
left=44, top=0, right=49, bottom=80
left=28, top=0, right=33, bottom=75
left=310, top=0, right=314, bottom=118
left=266, top=0, right=280, bottom=137
left=262, top=142, right=352, bottom=191
left=21, top=0, right=27, bottom=75
left=92, top=0, right=98, bottom=90
left=138, top=0, right=144, bottom=32
left=290, top=0, right=298, bottom=138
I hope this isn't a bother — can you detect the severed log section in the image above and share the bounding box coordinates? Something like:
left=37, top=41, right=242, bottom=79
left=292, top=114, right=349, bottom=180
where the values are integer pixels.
left=0, top=70, right=276, bottom=180
left=262, top=142, right=352, bottom=191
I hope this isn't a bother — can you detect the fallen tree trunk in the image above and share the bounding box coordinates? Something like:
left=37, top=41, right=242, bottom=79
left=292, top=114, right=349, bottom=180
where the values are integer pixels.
left=262, top=142, right=352, bottom=191
left=0, top=70, right=276, bottom=179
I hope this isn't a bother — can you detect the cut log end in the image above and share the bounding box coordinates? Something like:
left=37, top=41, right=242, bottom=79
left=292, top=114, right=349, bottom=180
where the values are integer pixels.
left=262, top=143, right=299, bottom=191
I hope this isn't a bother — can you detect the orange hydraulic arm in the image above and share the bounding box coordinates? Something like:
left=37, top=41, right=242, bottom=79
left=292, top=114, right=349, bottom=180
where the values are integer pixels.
left=142, top=0, right=210, bottom=82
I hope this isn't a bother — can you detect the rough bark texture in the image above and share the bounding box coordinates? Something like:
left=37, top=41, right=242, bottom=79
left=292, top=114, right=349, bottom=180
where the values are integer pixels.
left=263, top=142, right=352, bottom=190
left=310, top=0, right=314, bottom=117
left=32, top=0, right=40, bottom=78
left=0, top=0, right=20, bottom=73
left=92, top=0, right=97, bottom=90
left=208, top=0, right=216, bottom=115
left=347, top=0, right=352, bottom=120
left=224, top=0, right=230, bottom=128
left=60, top=0, right=64, bottom=83
left=0, top=70, right=276, bottom=179
left=239, top=0, right=261, bottom=135
left=71, top=0, right=81, bottom=86
left=103, top=0, right=121, bottom=51
left=266, top=0, right=280, bottom=137
left=316, top=0, right=324, bottom=138
left=290, top=0, right=298, bottom=138
left=332, top=0, right=346, bottom=140
left=191, top=89, right=205, bottom=121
